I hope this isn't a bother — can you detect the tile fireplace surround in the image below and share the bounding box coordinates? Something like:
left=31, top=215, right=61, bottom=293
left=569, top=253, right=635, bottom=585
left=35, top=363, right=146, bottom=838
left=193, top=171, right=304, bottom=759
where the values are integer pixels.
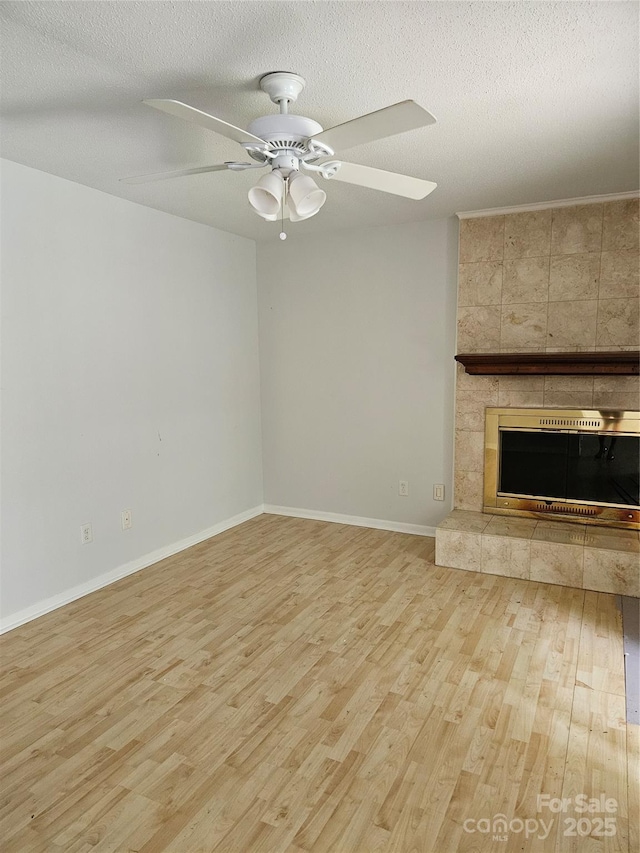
left=435, top=197, right=640, bottom=597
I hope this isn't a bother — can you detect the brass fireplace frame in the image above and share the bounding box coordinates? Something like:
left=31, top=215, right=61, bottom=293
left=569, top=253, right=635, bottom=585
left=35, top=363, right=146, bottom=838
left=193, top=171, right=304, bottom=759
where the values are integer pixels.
left=484, top=407, right=640, bottom=530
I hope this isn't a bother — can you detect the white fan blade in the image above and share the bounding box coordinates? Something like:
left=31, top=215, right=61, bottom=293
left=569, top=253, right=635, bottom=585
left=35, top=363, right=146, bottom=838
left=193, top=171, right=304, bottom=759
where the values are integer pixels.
left=327, top=161, right=437, bottom=200
left=311, top=100, right=436, bottom=152
left=120, top=164, right=241, bottom=184
left=144, top=99, right=266, bottom=146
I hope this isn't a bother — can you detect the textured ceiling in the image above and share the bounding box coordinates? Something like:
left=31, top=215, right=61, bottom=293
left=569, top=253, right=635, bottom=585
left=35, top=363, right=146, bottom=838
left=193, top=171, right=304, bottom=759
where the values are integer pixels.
left=1, top=1, right=638, bottom=240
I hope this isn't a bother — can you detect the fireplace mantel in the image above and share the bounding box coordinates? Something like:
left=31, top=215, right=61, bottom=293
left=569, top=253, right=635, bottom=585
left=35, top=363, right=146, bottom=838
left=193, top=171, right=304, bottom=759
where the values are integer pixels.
left=455, top=351, right=640, bottom=376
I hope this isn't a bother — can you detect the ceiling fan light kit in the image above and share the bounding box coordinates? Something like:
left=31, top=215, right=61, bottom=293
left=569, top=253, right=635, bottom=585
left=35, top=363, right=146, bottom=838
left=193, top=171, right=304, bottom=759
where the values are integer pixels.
left=288, top=207, right=314, bottom=223
left=287, top=173, right=326, bottom=218
left=122, top=71, right=438, bottom=234
left=247, top=170, right=285, bottom=217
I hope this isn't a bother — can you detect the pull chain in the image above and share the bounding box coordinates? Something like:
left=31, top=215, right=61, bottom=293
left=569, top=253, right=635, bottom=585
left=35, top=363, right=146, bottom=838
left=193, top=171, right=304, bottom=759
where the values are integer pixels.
left=279, top=178, right=287, bottom=241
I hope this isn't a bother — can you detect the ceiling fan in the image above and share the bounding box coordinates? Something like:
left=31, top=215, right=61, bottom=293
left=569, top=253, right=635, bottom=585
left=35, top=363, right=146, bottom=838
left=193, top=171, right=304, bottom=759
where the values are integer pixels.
left=122, top=72, right=438, bottom=226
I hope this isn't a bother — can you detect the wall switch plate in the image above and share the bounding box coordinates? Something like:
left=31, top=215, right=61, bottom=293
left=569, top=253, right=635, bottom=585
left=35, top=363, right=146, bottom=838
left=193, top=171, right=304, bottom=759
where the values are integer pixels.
left=433, top=484, right=445, bottom=501
left=121, top=509, right=132, bottom=530
left=81, top=523, right=93, bottom=544
left=398, top=480, right=409, bottom=497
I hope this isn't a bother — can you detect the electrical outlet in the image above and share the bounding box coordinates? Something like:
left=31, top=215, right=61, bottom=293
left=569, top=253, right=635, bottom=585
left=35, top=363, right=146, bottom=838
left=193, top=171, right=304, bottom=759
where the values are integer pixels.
left=81, top=523, right=93, bottom=544
left=121, top=509, right=132, bottom=530
left=433, top=484, right=445, bottom=501
left=398, top=480, right=409, bottom=497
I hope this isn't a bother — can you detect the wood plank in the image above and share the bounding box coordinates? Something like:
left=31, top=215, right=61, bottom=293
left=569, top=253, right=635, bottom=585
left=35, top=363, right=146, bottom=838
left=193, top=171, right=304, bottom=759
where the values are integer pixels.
left=0, top=514, right=633, bottom=852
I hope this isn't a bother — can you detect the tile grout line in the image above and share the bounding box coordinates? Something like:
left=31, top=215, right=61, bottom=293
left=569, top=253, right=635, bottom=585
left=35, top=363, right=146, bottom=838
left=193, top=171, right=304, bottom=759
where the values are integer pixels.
left=594, top=205, right=604, bottom=362
left=544, top=212, right=555, bottom=403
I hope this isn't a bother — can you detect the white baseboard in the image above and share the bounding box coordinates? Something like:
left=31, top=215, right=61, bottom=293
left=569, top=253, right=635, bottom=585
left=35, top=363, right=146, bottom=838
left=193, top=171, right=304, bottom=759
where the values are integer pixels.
left=0, top=505, right=264, bottom=635
left=264, top=504, right=436, bottom=537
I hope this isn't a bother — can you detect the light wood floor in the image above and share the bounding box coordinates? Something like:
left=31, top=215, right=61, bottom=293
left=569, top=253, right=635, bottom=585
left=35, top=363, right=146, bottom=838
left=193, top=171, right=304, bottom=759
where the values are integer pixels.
left=1, top=514, right=636, bottom=852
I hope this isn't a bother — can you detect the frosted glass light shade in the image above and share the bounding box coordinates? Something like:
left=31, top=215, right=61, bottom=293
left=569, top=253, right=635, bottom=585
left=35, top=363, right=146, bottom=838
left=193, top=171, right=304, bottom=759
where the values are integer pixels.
left=288, top=206, right=316, bottom=222
left=288, top=173, right=326, bottom=218
left=248, top=171, right=284, bottom=216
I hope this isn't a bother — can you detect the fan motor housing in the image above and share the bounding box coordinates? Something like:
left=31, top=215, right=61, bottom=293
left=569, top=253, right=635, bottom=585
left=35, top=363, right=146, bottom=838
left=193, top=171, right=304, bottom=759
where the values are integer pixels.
left=245, top=114, right=323, bottom=158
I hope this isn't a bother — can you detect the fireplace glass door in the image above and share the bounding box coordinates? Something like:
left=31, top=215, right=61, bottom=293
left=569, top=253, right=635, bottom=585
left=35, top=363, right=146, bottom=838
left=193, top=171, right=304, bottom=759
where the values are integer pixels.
left=499, top=430, right=640, bottom=508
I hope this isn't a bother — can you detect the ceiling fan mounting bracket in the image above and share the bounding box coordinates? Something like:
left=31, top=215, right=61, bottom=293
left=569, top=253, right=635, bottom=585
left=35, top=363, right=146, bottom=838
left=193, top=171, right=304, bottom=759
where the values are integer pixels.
left=306, top=139, right=335, bottom=159
left=259, top=72, right=306, bottom=106
left=242, top=144, right=272, bottom=163
left=301, top=160, right=342, bottom=180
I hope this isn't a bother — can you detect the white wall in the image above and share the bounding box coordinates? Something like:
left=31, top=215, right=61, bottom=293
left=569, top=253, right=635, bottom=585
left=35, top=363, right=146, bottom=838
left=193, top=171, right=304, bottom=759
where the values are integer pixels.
left=257, top=218, right=458, bottom=530
left=1, top=162, right=458, bottom=628
left=1, top=159, right=263, bottom=624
